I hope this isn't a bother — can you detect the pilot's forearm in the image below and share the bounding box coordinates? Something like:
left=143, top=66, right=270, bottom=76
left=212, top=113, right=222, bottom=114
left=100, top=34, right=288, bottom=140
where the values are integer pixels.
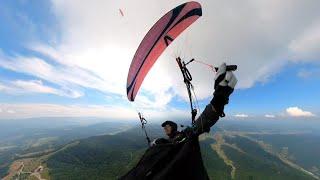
left=193, top=104, right=220, bottom=135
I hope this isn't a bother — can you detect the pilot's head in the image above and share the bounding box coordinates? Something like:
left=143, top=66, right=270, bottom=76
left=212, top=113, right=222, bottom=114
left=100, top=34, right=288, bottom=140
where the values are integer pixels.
left=161, top=120, right=178, bottom=137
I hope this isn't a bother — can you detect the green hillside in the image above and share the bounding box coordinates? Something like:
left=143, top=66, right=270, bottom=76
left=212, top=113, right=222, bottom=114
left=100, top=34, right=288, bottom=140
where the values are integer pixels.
left=47, top=128, right=147, bottom=179
left=5, top=124, right=319, bottom=180
left=223, top=135, right=315, bottom=180
left=200, top=138, right=232, bottom=180
left=43, top=128, right=318, bottom=180
left=248, top=134, right=320, bottom=176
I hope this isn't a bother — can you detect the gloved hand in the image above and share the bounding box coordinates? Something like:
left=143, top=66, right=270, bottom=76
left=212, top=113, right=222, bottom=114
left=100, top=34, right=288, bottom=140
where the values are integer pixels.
left=210, top=63, right=237, bottom=117
left=150, top=138, right=170, bottom=146
left=182, top=126, right=196, bottom=138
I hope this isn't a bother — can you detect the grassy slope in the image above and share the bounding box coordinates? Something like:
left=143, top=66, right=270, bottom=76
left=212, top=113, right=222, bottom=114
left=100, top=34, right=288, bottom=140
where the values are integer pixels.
left=249, top=134, right=320, bottom=176
left=47, top=129, right=147, bottom=179
left=200, top=138, right=232, bottom=180
left=13, top=128, right=317, bottom=180
left=223, top=135, right=316, bottom=180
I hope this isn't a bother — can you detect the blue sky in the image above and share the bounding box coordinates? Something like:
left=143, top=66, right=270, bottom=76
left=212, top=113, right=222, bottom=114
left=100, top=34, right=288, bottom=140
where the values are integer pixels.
left=0, top=0, right=319, bottom=120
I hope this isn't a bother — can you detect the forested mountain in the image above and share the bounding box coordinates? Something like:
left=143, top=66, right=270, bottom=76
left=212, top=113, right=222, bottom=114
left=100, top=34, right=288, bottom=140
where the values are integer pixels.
left=4, top=120, right=319, bottom=180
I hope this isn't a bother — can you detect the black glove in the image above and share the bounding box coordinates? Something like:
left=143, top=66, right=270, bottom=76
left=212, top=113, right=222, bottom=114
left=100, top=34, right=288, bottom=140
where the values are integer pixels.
left=182, top=126, right=196, bottom=138
left=151, top=138, right=170, bottom=146
left=210, top=63, right=237, bottom=117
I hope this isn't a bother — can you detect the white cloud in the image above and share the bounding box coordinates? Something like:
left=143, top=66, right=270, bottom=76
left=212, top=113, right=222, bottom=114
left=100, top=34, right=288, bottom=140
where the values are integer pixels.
left=37, top=0, right=320, bottom=100
left=297, top=68, right=320, bottom=79
left=0, top=82, right=13, bottom=93
left=234, top=114, right=249, bottom=118
left=0, top=0, right=320, bottom=115
left=0, top=107, right=16, bottom=114
left=0, top=103, right=188, bottom=120
left=289, top=21, right=320, bottom=61
left=0, top=80, right=83, bottom=98
left=265, top=114, right=275, bottom=118
left=7, top=109, right=15, bottom=114
left=13, top=80, right=56, bottom=94
left=13, top=80, right=83, bottom=98
left=286, top=107, right=315, bottom=117
left=0, top=54, right=109, bottom=94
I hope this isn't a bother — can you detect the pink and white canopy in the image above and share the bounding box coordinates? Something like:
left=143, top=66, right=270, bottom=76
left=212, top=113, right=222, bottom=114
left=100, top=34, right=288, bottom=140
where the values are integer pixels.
left=127, top=1, right=202, bottom=101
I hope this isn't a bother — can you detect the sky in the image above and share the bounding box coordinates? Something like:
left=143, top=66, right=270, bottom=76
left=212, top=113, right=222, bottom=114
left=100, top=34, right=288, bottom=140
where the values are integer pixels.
left=0, top=0, right=319, bottom=121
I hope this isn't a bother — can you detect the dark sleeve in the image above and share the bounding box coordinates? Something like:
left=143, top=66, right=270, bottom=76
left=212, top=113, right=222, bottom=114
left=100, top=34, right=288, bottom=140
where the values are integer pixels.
left=193, top=104, right=220, bottom=135
left=155, top=138, right=170, bottom=145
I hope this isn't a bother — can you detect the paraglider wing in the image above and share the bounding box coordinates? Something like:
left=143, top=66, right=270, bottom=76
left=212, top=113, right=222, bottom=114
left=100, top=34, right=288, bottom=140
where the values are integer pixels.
left=127, top=1, right=202, bottom=101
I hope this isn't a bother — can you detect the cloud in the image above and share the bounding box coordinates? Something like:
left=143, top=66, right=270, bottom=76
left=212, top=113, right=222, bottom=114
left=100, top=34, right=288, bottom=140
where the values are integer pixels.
left=297, top=68, right=320, bottom=79
left=0, top=80, right=83, bottom=98
left=0, top=53, right=110, bottom=94
left=0, top=103, right=188, bottom=120
left=0, top=82, right=13, bottom=92
left=13, top=80, right=83, bottom=98
left=289, top=21, right=320, bottom=61
left=1, top=0, right=320, bottom=115
left=286, top=107, right=315, bottom=117
left=265, top=114, right=275, bottom=118
left=7, top=109, right=15, bottom=114
left=35, top=0, right=320, bottom=100
left=0, top=107, right=16, bottom=115
left=234, top=114, right=249, bottom=118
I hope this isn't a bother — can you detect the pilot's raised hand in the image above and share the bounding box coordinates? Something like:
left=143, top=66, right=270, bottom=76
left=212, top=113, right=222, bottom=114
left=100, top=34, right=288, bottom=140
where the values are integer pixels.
left=210, top=63, right=237, bottom=117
